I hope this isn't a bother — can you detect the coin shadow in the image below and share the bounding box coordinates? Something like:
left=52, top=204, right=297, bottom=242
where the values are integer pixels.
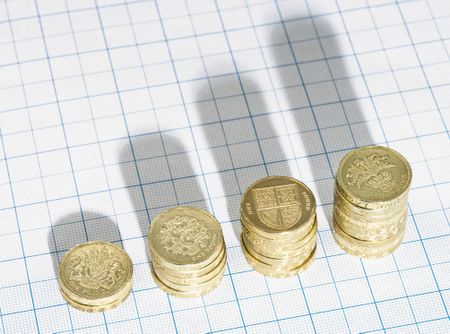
left=47, top=211, right=122, bottom=278
left=195, top=75, right=292, bottom=241
left=271, top=15, right=375, bottom=223
left=119, top=132, right=208, bottom=261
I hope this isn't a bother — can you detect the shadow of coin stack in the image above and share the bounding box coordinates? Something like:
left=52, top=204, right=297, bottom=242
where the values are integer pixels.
left=148, top=207, right=227, bottom=298
left=333, top=146, right=413, bottom=258
left=240, top=176, right=317, bottom=278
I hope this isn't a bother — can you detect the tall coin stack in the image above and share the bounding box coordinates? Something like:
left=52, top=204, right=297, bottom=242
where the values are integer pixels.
left=148, top=207, right=227, bottom=297
left=333, top=146, right=412, bottom=258
left=240, top=176, right=317, bottom=278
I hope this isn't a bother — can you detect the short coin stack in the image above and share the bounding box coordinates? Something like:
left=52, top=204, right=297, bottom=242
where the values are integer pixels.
left=148, top=206, right=227, bottom=297
left=333, top=146, right=412, bottom=258
left=240, top=176, right=317, bottom=278
left=59, top=241, right=133, bottom=312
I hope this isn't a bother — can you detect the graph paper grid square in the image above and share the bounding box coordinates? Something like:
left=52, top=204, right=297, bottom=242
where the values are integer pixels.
left=0, top=0, right=449, bottom=333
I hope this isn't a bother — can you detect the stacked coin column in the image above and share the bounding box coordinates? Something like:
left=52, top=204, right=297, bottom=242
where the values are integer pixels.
left=148, top=207, right=227, bottom=298
left=240, top=176, right=317, bottom=278
left=332, top=146, right=412, bottom=258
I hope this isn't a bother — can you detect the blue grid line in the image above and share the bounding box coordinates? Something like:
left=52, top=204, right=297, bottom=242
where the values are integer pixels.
left=0, top=0, right=419, bottom=26
left=1, top=0, right=450, bottom=333
left=368, top=0, right=450, bottom=320
left=0, top=132, right=40, bottom=331
left=3, top=223, right=450, bottom=279
left=1, top=9, right=449, bottom=71
left=0, top=161, right=449, bottom=227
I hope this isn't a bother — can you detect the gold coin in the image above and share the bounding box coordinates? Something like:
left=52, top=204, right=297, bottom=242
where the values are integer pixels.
left=240, top=210, right=315, bottom=243
left=151, top=244, right=225, bottom=279
left=241, top=219, right=317, bottom=258
left=241, top=234, right=316, bottom=278
left=332, top=217, right=405, bottom=259
left=59, top=285, right=131, bottom=313
left=333, top=204, right=407, bottom=241
left=148, top=206, right=224, bottom=270
left=151, top=264, right=224, bottom=298
left=334, top=187, right=408, bottom=219
left=153, top=255, right=226, bottom=292
left=240, top=176, right=316, bottom=240
left=58, top=241, right=133, bottom=308
left=153, top=250, right=227, bottom=286
left=241, top=233, right=316, bottom=267
left=336, top=146, right=412, bottom=210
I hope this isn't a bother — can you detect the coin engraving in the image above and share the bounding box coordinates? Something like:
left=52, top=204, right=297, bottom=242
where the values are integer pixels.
left=158, top=215, right=218, bottom=261
left=346, top=154, right=396, bottom=193
left=252, top=184, right=301, bottom=230
left=68, top=246, right=126, bottom=297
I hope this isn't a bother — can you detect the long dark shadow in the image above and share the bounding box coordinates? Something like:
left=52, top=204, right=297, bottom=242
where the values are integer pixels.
left=119, top=132, right=208, bottom=260
left=196, top=75, right=292, bottom=241
left=272, top=15, right=375, bottom=221
left=47, top=211, right=121, bottom=277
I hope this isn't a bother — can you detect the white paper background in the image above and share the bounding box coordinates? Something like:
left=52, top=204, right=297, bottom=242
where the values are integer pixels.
left=0, top=0, right=449, bottom=333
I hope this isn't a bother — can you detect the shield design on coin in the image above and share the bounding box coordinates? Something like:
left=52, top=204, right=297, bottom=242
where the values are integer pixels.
left=252, top=184, right=302, bottom=230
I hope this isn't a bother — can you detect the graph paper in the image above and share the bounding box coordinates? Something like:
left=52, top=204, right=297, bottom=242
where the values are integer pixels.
left=0, top=0, right=449, bottom=332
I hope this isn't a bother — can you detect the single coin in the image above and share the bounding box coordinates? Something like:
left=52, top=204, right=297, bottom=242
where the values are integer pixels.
left=148, top=206, right=224, bottom=270
left=242, top=219, right=317, bottom=258
left=151, top=265, right=224, bottom=298
left=334, top=205, right=407, bottom=241
left=242, top=233, right=316, bottom=267
left=333, top=187, right=408, bottom=219
left=151, top=245, right=225, bottom=279
left=153, top=256, right=226, bottom=292
left=240, top=176, right=316, bottom=240
left=153, top=250, right=227, bottom=286
left=332, top=217, right=405, bottom=259
left=241, top=234, right=316, bottom=278
left=336, top=146, right=412, bottom=209
left=59, top=285, right=131, bottom=313
left=58, top=241, right=133, bottom=308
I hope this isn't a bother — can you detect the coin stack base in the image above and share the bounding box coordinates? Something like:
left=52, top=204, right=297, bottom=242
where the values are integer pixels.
left=58, top=241, right=133, bottom=312
left=148, top=207, right=226, bottom=298
left=333, top=146, right=412, bottom=259
left=240, top=176, right=317, bottom=278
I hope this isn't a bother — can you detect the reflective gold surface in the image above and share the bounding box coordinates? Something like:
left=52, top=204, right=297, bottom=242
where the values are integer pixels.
left=58, top=241, right=133, bottom=312
left=148, top=206, right=227, bottom=297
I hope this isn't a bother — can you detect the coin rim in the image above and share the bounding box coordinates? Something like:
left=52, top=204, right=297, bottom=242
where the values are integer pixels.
left=153, top=255, right=227, bottom=292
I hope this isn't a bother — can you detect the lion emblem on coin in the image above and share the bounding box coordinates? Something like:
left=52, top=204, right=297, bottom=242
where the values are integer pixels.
left=159, top=216, right=215, bottom=257
left=69, top=247, right=125, bottom=292
left=346, top=154, right=396, bottom=192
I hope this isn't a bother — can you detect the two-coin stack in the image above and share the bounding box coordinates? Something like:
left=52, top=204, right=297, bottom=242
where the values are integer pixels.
left=333, top=146, right=412, bottom=258
left=240, top=176, right=317, bottom=278
left=58, top=241, right=133, bottom=312
left=148, top=206, right=227, bottom=297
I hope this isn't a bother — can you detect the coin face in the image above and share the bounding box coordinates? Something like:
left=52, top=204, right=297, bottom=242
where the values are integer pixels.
left=337, top=146, right=412, bottom=205
left=148, top=207, right=223, bottom=267
left=59, top=241, right=133, bottom=302
left=241, top=176, right=316, bottom=237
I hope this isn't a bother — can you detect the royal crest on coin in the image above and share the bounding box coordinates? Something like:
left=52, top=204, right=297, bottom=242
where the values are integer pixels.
left=252, top=184, right=301, bottom=230
left=69, top=247, right=126, bottom=294
left=346, top=154, right=396, bottom=193
left=158, top=216, right=217, bottom=258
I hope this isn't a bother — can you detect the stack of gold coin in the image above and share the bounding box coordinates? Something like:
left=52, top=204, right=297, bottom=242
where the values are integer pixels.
left=58, top=241, right=133, bottom=312
left=240, top=176, right=317, bottom=278
left=333, top=146, right=412, bottom=258
left=148, top=206, right=227, bottom=297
